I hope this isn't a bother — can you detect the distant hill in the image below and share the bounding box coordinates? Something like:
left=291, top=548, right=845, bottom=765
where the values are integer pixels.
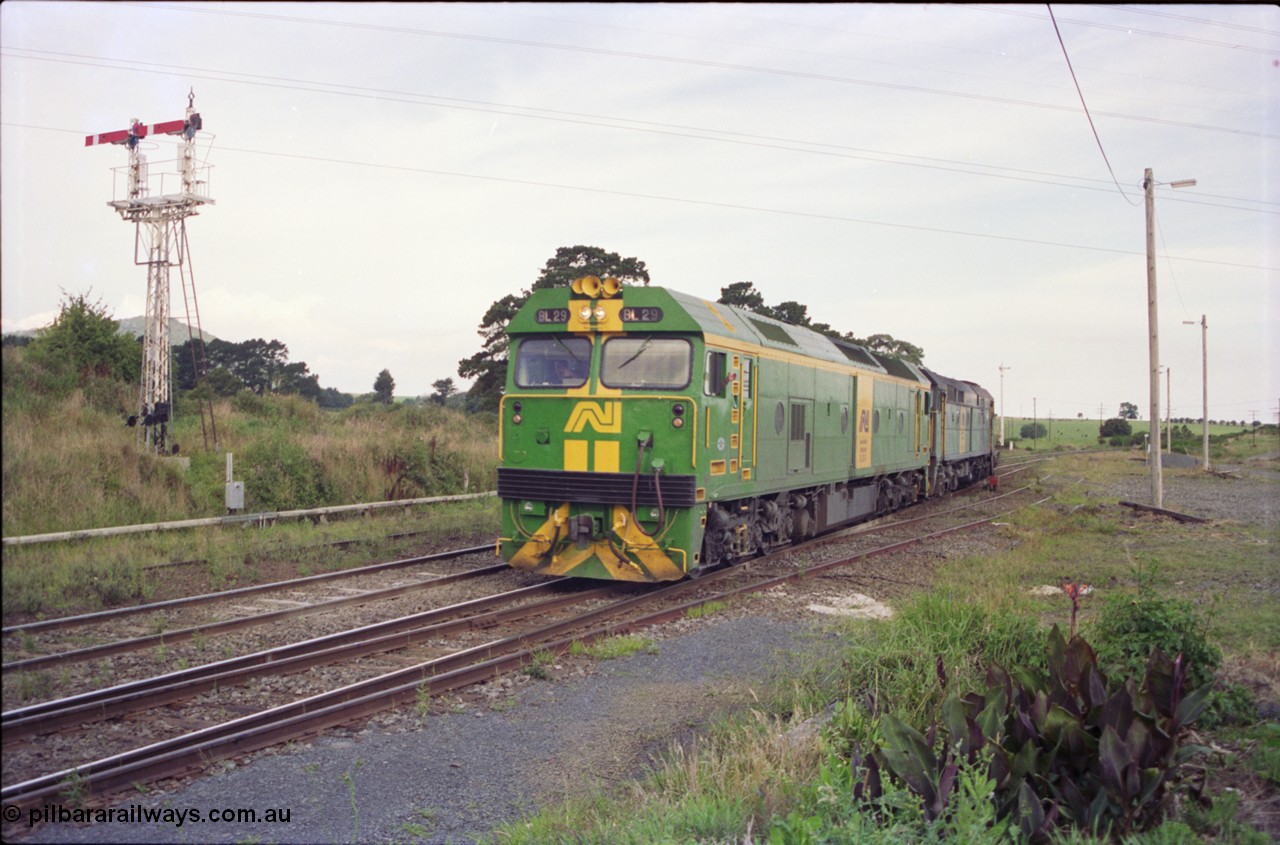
left=5, top=317, right=220, bottom=344
left=115, top=316, right=220, bottom=344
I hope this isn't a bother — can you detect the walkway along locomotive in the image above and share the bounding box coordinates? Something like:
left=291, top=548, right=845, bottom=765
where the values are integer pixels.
left=496, top=276, right=995, bottom=582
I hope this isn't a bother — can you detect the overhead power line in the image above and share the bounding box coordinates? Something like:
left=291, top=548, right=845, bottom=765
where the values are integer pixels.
left=973, top=4, right=1280, bottom=54
left=4, top=48, right=1276, bottom=217
left=1047, top=5, right=1140, bottom=205
left=108, top=3, right=1278, bottom=140
left=178, top=141, right=1280, bottom=274
left=1103, top=4, right=1280, bottom=37
left=17, top=117, right=1274, bottom=271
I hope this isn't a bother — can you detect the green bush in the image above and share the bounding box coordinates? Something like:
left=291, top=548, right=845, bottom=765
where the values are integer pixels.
left=1088, top=566, right=1220, bottom=694
left=240, top=432, right=327, bottom=510
left=848, top=627, right=1212, bottom=841
left=1100, top=418, right=1132, bottom=438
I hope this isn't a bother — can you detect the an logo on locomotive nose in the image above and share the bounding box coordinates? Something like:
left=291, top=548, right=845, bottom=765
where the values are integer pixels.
left=565, top=401, right=622, bottom=433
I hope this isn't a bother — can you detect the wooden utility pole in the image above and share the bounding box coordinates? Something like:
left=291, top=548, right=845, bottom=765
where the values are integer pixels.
left=1144, top=168, right=1196, bottom=505
left=1184, top=315, right=1208, bottom=470
left=1145, top=168, right=1162, bottom=506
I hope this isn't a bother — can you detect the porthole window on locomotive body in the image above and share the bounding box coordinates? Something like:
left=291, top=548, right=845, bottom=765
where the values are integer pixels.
left=774, top=402, right=785, bottom=435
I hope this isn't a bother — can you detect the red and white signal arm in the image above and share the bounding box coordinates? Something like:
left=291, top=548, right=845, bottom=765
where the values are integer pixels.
left=84, top=114, right=202, bottom=147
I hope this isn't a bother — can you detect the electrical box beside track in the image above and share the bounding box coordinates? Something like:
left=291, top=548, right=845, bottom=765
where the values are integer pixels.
left=225, top=481, right=244, bottom=512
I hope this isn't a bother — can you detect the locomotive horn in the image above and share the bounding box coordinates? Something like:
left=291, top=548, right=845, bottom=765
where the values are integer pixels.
left=601, top=276, right=621, bottom=298
left=572, top=275, right=602, bottom=297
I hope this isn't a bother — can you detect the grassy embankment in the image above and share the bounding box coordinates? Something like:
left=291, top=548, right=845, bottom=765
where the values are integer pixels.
left=488, top=451, right=1279, bottom=844
left=1, top=345, right=500, bottom=619
left=1002, top=415, right=1278, bottom=459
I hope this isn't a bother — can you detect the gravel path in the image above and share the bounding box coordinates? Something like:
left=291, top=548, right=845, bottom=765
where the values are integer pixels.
left=1112, top=456, right=1278, bottom=528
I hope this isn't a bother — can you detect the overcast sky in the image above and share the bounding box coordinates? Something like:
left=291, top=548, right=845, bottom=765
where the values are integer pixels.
left=2, top=3, right=1276, bottom=423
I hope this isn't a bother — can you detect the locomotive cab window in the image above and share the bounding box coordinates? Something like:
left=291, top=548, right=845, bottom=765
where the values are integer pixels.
left=600, top=337, right=692, bottom=390
left=513, top=337, right=591, bottom=388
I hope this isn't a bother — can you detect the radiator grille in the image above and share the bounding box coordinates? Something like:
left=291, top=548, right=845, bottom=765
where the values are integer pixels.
left=498, top=468, right=698, bottom=508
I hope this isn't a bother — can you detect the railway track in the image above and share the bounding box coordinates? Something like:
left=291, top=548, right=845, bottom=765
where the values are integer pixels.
left=1, top=545, right=500, bottom=676
left=1, top=477, right=1050, bottom=814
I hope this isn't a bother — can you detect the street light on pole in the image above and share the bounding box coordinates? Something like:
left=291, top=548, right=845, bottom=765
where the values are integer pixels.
left=1144, top=168, right=1196, bottom=508
left=1183, top=315, right=1208, bottom=470
left=999, top=363, right=1011, bottom=449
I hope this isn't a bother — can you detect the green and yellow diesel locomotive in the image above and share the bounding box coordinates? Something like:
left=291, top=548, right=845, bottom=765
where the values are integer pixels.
left=497, top=276, right=995, bottom=582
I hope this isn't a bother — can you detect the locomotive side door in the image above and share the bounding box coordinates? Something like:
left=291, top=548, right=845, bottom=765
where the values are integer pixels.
left=787, top=398, right=813, bottom=474
left=914, top=390, right=926, bottom=458
left=735, top=355, right=755, bottom=479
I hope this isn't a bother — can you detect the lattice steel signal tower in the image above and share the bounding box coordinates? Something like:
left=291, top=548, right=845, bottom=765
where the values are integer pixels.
left=85, top=91, right=215, bottom=454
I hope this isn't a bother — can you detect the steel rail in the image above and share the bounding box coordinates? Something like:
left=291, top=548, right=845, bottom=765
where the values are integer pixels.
left=2, top=561, right=507, bottom=673
left=1, top=492, right=497, bottom=547
left=4, top=581, right=614, bottom=740
left=1, top=487, right=1050, bottom=811
left=3, top=545, right=493, bottom=636
left=10, top=480, right=1034, bottom=727
left=0, top=577, right=692, bottom=808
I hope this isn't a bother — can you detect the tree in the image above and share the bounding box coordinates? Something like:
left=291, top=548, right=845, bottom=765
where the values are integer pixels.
left=717, top=282, right=924, bottom=365
left=1020, top=422, right=1047, bottom=439
left=429, top=377, right=457, bottom=406
left=1119, top=402, right=1139, bottom=420
left=459, top=245, right=650, bottom=411
left=853, top=333, right=924, bottom=366
left=231, top=338, right=290, bottom=395
left=717, top=281, right=765, bottom=312
left=1100, top=418, right=1132, bottom=438
left=318, top=387, right=354, bottom=409
left=276, top=361, right=322, bottom=400
left=373, top=369, right=395, bottom=404
left=28, top=291, right=141, bottom=384
left=203, top=366, right=245, bottom=397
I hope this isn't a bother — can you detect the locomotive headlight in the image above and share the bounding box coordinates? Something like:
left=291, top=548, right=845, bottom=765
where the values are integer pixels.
left=594, top=305, right=607, bottom=321
left=579, top=305, right=592, bottom=322
left=672, top=416, right=684, bottom=429
left=671, top=403, right=685, bottom=416
left=512, top=413, right=523, bottom=425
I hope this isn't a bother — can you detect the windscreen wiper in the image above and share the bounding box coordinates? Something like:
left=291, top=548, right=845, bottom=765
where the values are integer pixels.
left=618, top=337, right=652, bottom=369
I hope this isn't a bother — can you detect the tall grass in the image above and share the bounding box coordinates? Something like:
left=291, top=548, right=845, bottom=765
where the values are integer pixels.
left=2, top=346, right=498, bottom=537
